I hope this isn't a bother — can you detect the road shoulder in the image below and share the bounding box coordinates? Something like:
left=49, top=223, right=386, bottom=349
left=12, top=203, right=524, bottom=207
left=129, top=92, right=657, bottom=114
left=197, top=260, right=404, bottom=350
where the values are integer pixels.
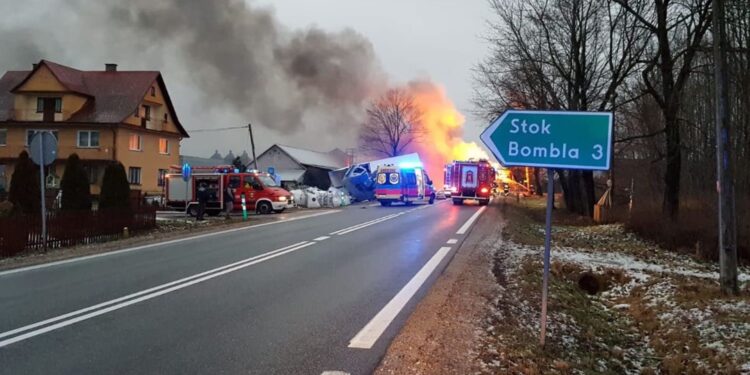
left=374, top=203, right=503, bottom=374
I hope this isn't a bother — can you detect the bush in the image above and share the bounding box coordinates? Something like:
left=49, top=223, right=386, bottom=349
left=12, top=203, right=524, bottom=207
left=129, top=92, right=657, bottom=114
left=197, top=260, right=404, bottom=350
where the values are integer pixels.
left=60, top=154, right=92, bottom=211
left=0, top=200, right=13, bottom=218
left=99, top=163, right=131, bottom=209
left=8, top=150, right=40, bottom=214
left=626, top=197, right=749, bottom=263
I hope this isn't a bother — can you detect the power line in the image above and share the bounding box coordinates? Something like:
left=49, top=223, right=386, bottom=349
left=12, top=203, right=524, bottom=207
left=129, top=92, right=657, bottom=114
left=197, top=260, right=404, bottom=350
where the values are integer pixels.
left=186, top=125, right=247, bottom=133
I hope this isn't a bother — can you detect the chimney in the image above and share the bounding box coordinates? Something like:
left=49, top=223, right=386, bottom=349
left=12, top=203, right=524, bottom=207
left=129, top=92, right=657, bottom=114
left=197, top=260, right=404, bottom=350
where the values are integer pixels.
left=32, top=63, right=39, bottom=70
left=105, top=63, right=118, bottom=72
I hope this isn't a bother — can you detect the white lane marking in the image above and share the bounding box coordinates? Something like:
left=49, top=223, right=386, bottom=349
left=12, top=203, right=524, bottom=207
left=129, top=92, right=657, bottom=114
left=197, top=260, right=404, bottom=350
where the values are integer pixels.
left=446, top=239, right=458, bottom=244
left=368, top=203, right=380, bottom=207
left=348, top=246, right=453, bottom=349
left=334, top=213, right=405, bottom=235
left=456, top=207, right=487, bottom=235
left=0, top=210, right=339, bottom=277
left=329, top=213, right=400, bottom=235
left=0, top=242, right=314, bottom=347
left=313, top=236, right=330, bottom=241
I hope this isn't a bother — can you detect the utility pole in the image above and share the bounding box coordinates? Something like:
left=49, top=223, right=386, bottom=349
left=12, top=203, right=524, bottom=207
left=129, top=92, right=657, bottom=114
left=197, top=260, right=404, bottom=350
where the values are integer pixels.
left=713, top=0, right=738, bottom=295
left=248, top=123, right=258, bottom=171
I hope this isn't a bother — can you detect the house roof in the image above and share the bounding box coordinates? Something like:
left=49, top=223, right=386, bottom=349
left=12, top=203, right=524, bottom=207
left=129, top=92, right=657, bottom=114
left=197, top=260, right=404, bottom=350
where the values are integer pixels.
left=273, top=144, right=347, bottom=170
left=0, top=60, right=189, bottom=137
left=275, top=169, right=306, bottom=182
left=180, top=155, right=227, bottom=168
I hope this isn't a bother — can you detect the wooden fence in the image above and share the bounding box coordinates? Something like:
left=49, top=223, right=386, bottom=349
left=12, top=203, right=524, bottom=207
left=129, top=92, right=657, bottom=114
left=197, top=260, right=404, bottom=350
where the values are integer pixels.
left=0, top=207, right=156, bottom=258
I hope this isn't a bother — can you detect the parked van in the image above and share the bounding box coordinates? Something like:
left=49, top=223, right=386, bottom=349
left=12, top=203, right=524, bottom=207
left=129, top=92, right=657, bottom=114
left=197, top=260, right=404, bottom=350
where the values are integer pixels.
left=165, top=166, right=293, bottom=215
left=374, top=164, right=436, bottom=206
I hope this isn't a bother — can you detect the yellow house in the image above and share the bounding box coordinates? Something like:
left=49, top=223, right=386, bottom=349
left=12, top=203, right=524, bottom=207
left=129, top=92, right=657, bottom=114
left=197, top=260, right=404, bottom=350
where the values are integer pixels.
left=0, top=60, right=189, bottom=197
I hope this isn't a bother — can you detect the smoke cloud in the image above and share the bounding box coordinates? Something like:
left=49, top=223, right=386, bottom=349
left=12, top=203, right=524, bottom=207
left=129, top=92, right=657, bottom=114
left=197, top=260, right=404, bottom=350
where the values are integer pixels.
left=0, top=0, right=386, bottom=154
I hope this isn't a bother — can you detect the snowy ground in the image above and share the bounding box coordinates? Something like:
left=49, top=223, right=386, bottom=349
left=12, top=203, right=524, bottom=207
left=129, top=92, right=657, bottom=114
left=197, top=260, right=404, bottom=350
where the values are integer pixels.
left=478, top=204, right=750, bottom=374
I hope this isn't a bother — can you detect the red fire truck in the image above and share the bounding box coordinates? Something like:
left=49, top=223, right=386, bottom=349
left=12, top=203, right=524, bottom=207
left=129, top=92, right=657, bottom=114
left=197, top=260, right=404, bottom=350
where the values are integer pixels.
left=165, top=166, right=293, bottom=216
left=444, top=160, right=496, bottom=206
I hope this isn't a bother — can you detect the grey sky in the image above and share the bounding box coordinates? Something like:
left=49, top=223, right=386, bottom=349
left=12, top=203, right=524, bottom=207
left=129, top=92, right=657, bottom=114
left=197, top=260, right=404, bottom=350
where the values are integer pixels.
left=0, top=0, right=493, bottom=159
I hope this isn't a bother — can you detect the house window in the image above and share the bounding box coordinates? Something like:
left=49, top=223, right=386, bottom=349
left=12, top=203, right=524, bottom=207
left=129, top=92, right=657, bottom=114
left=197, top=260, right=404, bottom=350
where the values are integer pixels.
left=26, top=130, right=59, bottom=146
left=77, top=131, right=100, bottom=148
left=164, top=113, right=168, bottom=122
left=158, top=138, right=169, bottom=155
left=142, top=105, right=151, bottom=121
left=151, top=86, right=156, bottom=96
left=134, top=107, right=139, bottom=118
left=0, top=129, right=6, bottom=146
left=157, top=169, right=167, bottom=187
left=36, top=97, right=62, bottom=113
left=128, top=134, right=142, bottom=151
left=128, top=167, right=141, bottom=185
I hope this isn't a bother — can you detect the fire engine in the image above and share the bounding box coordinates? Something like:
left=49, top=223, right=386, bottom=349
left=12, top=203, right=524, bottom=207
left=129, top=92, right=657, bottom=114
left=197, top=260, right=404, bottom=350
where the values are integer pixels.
left=374, top=163, right=436, bottom=206
left=165, top=165, right=293, bottom=216
left=444, top=159, right=496, bottom=205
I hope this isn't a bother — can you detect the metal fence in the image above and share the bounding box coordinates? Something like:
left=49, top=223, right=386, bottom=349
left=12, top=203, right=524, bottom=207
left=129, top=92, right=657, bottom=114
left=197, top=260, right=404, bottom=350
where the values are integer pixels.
left=0, top=207, right=157, bottom=258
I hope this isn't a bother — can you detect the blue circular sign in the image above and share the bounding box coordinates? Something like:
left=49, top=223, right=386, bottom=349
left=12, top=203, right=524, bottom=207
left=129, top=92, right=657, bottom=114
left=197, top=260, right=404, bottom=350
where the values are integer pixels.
left=181, top=163, right=192, bottom=182
left=267, top=167, right=275, bottom=175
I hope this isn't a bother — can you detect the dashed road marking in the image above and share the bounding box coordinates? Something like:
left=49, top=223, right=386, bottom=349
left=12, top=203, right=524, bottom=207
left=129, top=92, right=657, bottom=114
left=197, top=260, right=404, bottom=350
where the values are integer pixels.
left=313, top=236, right=330, bottom=241
left=446, top=239, right=458, bottom=244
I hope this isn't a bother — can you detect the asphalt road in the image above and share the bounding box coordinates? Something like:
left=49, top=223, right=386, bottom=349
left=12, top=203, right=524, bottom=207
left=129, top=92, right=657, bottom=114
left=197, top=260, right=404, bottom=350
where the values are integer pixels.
left=0, top=199, right=487, bottom=375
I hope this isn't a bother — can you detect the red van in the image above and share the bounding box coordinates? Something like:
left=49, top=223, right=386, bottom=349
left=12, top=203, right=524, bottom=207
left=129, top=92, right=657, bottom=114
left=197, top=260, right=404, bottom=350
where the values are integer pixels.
left=165, top=167, right=293, bottom=215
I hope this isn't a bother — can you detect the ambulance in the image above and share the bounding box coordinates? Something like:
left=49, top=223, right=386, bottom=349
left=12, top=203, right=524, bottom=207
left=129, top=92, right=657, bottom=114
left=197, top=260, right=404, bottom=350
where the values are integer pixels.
left=374, top=163, right=436, bottom=206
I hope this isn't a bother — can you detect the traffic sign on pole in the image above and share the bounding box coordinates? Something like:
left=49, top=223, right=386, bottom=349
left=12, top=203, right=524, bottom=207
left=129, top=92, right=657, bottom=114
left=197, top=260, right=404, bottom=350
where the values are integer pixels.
left=30, top=131, right=58, bottom=252
left=480, top=109, right=613, bottom=347
left=480, top=110, right=613, bottom=170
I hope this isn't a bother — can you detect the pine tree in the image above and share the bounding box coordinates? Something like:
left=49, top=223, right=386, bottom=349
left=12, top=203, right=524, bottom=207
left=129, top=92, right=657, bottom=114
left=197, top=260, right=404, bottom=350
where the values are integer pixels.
left=8, top=151, right=40, bottom=214
left=223, top=150, right=236, bottom=165
left=99, top=163, right=131, bottom=210
left=60, top=154, right=92, bottom=211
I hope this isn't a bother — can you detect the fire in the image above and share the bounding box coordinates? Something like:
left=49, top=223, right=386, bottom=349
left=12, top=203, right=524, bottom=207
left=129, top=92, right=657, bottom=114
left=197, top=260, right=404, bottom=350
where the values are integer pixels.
left=405, top=80, right=492, bottom=183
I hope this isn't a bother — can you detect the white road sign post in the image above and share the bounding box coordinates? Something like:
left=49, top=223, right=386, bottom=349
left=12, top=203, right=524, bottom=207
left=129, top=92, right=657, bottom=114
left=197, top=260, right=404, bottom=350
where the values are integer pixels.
left=30, top=131, right=58, bottom=252
left=481, top=110, right=613, bottom=346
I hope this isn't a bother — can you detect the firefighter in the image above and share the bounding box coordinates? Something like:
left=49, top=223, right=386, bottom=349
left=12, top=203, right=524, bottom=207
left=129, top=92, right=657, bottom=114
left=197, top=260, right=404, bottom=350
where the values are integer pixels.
left=223, top=184, right=234, bottom=219
left=196, top=182, right=208, bottom=221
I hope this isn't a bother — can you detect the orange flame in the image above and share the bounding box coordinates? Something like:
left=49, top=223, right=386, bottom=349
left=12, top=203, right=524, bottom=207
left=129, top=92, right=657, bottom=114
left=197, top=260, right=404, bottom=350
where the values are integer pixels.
left=405, top=81, right=492, bottom=183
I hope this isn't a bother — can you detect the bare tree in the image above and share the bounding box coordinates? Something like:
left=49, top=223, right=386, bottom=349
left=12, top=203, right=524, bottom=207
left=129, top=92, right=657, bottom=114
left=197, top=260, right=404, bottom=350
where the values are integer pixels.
left=474, top=0, right=648, bottom=216
left=612, top=0, right=714, bottom=219
left=359, top=88, right=423, bottom=157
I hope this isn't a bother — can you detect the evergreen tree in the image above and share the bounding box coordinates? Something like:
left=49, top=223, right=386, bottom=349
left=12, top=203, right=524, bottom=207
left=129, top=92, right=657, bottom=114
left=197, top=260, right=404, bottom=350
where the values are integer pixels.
left=223, top=150, right=236, bottom=165
left=8, top=151, right=40, bottom=214
left=99, top=163, right=131, bottom=210
left=210, top=149, right=223, bottom=160
left=232, top=156, right=245, bottom=172
left=60, top=154, right=92, bottom=211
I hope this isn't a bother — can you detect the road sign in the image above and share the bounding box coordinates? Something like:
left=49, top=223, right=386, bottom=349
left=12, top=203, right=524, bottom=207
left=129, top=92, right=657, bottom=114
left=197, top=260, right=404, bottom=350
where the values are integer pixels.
left=480, top=110, right=613, bottom=170
left=267, top=166, right=275, bottom=175
left=181, top=163, right=192, bottom=182
left=29, top=132, right=58, bottom=166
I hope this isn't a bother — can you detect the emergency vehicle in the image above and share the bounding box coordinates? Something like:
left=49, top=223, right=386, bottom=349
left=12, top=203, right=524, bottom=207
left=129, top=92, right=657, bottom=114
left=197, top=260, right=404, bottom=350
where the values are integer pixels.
left=374, top=163, right=436, bottom=206
left=444, top=159, right=496, bottom=205
left=165, top=165, right=293, bottom=216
